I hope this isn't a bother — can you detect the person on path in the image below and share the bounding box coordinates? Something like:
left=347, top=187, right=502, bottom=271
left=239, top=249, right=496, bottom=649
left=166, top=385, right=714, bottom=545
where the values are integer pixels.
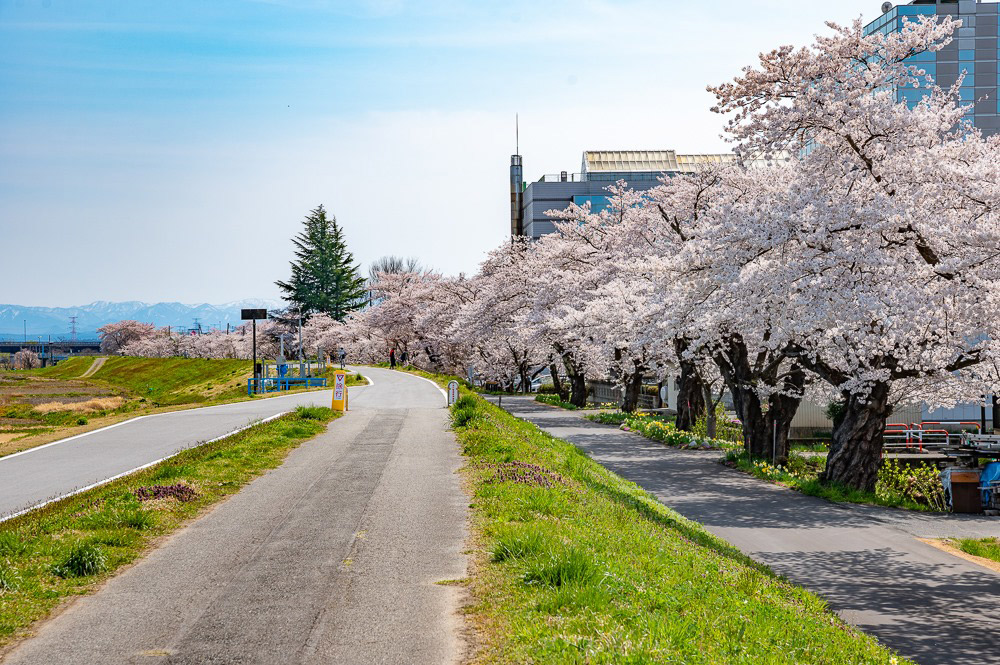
left=400, top=350, right=409, bottom=366
left=389, top=348, right=396, bottom=369
left=338, top=347, right=346, bottom=370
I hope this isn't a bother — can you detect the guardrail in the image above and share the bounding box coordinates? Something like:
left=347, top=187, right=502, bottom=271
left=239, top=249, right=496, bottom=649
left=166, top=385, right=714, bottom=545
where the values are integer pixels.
left=247, top=377, right=327, bottom=396
left=883, top=421, right=986, bottom=453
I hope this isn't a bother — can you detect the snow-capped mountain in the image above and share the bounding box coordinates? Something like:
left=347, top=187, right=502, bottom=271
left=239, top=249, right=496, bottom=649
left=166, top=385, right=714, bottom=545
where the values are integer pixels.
left=0, top=300, right=286, bottom=338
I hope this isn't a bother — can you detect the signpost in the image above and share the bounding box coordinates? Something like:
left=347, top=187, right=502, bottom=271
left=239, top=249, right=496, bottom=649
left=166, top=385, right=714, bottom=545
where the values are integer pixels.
left=332, top=370, right=348, bottom=411
left=447, top=380, right=459, bottom=406
left=241, top=309, right=268, bottom=394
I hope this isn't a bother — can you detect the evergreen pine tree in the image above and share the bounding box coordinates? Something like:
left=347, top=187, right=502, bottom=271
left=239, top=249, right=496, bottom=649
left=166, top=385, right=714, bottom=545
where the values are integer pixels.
left=276, top=205, right=367, bottom=320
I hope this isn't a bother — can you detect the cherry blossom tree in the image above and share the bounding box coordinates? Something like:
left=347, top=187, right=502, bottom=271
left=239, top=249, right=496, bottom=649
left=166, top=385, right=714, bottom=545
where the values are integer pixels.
left=97, top=320, right=157, bottom=354
left=12, top=349, right=40, bottom=370
left=453, top=241, right=548, bottom=393
left=543, top=185, right=671, bottom=411
left=710, top=16, right=1000, bottom=489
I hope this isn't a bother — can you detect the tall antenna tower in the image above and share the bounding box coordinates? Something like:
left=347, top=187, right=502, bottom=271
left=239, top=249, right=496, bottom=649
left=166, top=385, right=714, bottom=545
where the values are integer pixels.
left=69, top=316, right=78, bottom=342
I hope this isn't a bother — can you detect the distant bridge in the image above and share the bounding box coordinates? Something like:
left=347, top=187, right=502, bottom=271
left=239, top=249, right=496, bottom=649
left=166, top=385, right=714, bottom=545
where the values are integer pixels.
left=0, top=339, right=102, bottom=355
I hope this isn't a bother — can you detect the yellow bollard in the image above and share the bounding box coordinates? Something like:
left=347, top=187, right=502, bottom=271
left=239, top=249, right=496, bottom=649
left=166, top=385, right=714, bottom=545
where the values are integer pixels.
left=331, top=369, right=348, bottom=411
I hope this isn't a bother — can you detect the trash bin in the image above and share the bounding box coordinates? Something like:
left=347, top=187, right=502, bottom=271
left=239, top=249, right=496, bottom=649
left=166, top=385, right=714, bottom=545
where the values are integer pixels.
left=942, top=468, right=983, bottom=513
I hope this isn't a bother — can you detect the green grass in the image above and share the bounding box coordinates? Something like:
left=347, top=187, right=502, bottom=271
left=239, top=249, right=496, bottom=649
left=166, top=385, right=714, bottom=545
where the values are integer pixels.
left=85, top=357, right=252, bottom=405
left=448, top=389, right=910, bottom=664
left=534, top=394, right=580, bottom=410
left=31, top=357, right=93, bottom=379
left=0, top=406, right=336, bottom=648
left=953, top=537, right=1000, bottom=563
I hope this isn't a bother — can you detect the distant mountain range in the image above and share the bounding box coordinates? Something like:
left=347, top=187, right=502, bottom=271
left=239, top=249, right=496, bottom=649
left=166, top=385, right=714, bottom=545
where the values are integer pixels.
left=0, top=300, right=286, bottom=339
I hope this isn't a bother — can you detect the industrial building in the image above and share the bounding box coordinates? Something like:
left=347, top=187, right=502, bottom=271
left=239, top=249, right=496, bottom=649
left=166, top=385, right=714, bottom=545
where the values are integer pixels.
left=866, top=0, right=1000, bottom=135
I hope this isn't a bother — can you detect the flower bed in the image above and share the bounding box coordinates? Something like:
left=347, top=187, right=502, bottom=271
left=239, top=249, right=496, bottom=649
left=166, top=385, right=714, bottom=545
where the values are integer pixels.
left=587, top=411, right=740, bottom=451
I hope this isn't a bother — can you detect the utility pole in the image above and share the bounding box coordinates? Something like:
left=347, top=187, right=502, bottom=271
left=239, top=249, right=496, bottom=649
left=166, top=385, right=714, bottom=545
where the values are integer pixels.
left=69, top=316, right=77, bottom=343
left=23, top=320, right=26, bottom=344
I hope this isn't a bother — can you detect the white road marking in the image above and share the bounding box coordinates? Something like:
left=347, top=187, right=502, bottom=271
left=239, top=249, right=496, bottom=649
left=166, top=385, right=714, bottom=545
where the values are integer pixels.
left=0, top=390, right=333, bottom=463
left=0, top=412, right=290, bottom=523
left=405, top=373, right=448, bottom=403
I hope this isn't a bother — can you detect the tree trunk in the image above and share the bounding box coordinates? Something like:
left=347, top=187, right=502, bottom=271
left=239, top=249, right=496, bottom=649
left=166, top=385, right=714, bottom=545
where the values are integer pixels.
left=821, top=382, right=892, bottom=491
left=621, top=363, right=645, bottom=413
left=674, top=338, right=706, bottom=432
left=554, top=343, right=588, bottom=408
left=713, top=337, right=803, bottom=464
left=518, top=360, right=531, bottom=394
left=549, top=362, right=568, bottom=402
left=701, top=384, right=717, bottom=439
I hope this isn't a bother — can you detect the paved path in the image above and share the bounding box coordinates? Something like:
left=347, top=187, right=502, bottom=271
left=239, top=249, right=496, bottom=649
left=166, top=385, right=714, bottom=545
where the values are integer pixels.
left=3, top=367, right=467, bottom=665
left=78, top=356, right=106, bottom=378
left=499, top=397, right=1000, bottom=665
left=0, top=378, right=358, bottom=520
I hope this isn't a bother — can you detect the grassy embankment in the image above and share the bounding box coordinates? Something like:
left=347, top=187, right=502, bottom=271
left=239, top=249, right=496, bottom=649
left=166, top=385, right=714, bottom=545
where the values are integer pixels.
left=0, top=406, right=336, bottom=650
left=38, top=356, right=253, bottom=405
left=390, top=366, right=908, bottom=663
left=0, top=357, right=363, bottom=455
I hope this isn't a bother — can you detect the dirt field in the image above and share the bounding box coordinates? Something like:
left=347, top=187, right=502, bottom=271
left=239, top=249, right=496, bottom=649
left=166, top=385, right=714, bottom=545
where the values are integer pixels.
left=0, top=375, right=124, bottom=454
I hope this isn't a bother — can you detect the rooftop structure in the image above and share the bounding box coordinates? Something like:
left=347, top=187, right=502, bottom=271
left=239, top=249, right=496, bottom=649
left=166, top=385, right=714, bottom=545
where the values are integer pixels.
left=510, top=150, right=739, bottom=239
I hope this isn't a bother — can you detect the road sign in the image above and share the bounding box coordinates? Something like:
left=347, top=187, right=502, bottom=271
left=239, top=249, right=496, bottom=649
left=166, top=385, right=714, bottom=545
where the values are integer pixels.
left=332, top=370, right=348, bottom=411
left=448, top=380, right=459, bottom=406
left=241, top=308, right=267, bottom=320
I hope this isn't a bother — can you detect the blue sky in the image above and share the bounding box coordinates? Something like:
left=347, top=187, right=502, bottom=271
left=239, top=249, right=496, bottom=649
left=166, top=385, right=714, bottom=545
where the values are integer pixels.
left=1, top=0, right=881, bottom=306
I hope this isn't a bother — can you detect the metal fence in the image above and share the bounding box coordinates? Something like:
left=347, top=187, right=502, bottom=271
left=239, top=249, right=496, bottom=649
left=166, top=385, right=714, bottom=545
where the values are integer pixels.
left=588, top=381, right=661, bottom=409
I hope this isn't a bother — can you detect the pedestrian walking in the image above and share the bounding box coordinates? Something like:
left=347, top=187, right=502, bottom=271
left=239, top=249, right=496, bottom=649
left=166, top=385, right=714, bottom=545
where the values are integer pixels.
left=389, top=348, right=396, bottom=369
left=400, top=350, right=409, bottom=366
left=338, top=346, right=346, bottom=370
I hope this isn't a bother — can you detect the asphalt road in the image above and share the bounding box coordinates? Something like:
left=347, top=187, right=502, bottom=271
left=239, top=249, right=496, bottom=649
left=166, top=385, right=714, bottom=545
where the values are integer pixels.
left=499, top=397, right=1000, bottom=665
left=0, top=379, right=353, bottom=519
left=3, top=367, right=468, bottom=665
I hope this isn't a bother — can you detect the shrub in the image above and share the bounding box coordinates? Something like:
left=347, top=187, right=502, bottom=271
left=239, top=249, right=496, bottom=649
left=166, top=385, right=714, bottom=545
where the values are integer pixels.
left=692, top=403, right=742, bottom=443
left=54, top=542, right=108, bottom=578
left=876, top=459, right=946, bottom=511
left=76, top=417, right=88, bottom=426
